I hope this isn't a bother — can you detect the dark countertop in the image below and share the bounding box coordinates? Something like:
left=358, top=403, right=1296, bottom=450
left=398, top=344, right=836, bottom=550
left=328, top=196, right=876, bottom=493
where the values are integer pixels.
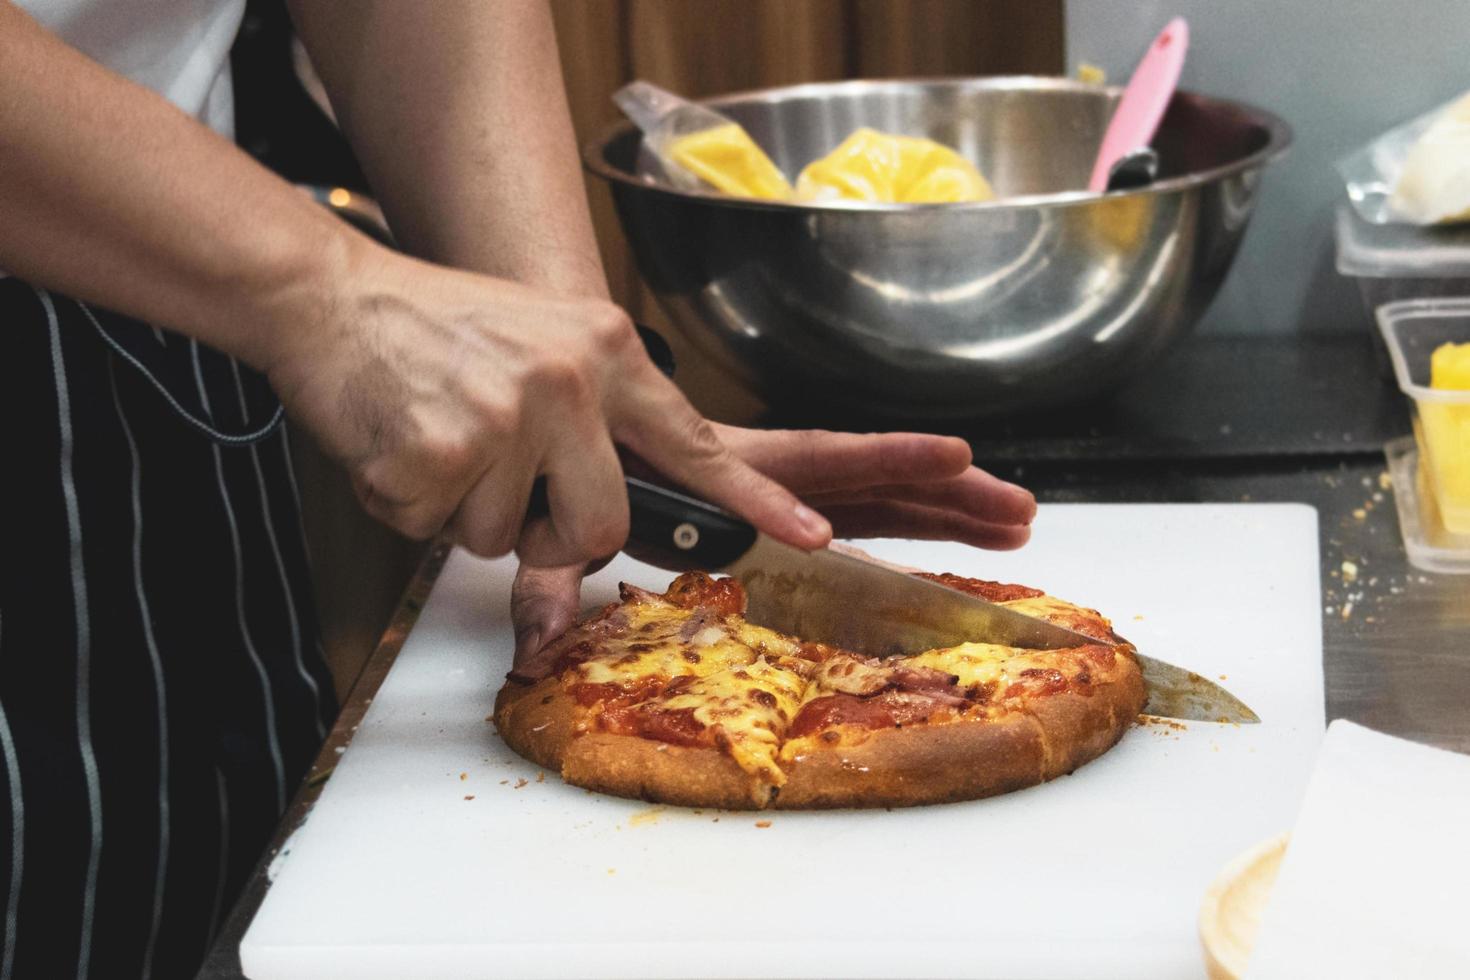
left=199, top=331, right=1470, bottom=979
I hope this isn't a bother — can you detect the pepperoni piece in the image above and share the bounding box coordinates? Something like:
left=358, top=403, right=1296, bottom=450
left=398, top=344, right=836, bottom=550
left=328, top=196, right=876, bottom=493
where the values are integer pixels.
left=788, top=691, right=954, bottom=738
left=788, top=695, right=895, bottom=738
left=570, top=676, right=664, bottom=707
left=915, top=572, right=1043, bottom=602
left=599, top=704, right=707, bottom=747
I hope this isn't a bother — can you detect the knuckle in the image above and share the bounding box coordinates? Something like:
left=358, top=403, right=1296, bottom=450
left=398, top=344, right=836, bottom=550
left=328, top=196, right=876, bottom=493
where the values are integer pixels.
left=676, top=413, right=727, bottom=463
left=468, top=390, right=523, bottom=441
left=583, top=302, right=636, bottom=352
left=529, top=353, right=594, bottom=404
left=419, top=432, right=477, bottom=478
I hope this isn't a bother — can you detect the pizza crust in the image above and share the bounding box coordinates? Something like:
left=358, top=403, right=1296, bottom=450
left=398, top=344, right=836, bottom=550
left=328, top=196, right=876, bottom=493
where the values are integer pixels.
left=775, top=670, right=1145, bottom=809
left=494, top=676, right=775, bottom=809
left=562, top=734, right=771, bottom=809
left=493, top=677, right=578, bottom=772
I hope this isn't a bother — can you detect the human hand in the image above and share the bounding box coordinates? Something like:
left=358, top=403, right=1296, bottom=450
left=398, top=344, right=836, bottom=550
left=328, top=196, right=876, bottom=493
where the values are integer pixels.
left=509, top=425, right=1035, bottom=679
left=265, top=245, right=833, bottom=567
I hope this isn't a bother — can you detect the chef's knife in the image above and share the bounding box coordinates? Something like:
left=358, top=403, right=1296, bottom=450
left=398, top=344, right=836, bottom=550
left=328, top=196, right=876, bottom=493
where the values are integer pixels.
left=530, top=476, right=1259, bottom=723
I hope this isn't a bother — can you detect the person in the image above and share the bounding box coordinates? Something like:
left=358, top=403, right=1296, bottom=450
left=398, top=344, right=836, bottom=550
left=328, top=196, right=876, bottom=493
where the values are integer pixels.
left=0, top=1, right=1037, bottom=975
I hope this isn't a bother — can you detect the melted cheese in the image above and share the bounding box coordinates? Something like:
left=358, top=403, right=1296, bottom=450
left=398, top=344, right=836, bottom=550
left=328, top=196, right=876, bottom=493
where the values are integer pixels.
left=656, top=656, right=808, bottom=783
left=575, top=601, right=756, bottom=685
left=564, top=578, right=1121, bottom=783
left=1002, top=595, right=1111, bottom=636
left=571, top=594, right=807, bottom=782
left=906, top=642, right=1065, bottom=691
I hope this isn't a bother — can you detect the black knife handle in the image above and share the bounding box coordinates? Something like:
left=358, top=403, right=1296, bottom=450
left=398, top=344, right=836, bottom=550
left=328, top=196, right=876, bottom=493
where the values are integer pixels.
left=525, top=475, right=757, bottom=569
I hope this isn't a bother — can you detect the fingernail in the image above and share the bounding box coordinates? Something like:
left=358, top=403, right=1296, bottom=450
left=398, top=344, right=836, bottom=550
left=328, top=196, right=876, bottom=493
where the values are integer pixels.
left=793, top=503, right=832, bottom=542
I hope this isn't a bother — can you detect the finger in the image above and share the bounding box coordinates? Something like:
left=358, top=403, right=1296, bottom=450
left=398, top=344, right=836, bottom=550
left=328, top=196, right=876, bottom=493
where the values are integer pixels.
left=351, top=470, right=456, bottom=541
left=611, top=373, right=831, bottom=551
left=710, top=425, right=973, bottom=493
left=445, top=453, right=538, bottom=558
left=801, top=467, right=1037, bottom=527
left=508, top=562, right=586, bottom=681
left=516, top=430, right=630, bottom=567
left=818, top=501, right=1032, bottom=551
left=350, top=428, right=489, bottom=541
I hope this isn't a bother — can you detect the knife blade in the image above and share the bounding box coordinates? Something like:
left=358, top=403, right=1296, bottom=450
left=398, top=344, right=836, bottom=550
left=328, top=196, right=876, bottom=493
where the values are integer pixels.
left=535, top=476, right=1258, bottom=724
left=723, top=535, right=1258, bottom=724
left=724, top=534, right=1098, bottom=653
left=1131, top=652, right=1259, bottom=725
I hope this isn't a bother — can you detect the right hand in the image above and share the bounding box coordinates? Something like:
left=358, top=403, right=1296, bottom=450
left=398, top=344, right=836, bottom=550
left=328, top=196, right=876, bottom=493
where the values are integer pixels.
left=262, top=244, right=833, bottom=567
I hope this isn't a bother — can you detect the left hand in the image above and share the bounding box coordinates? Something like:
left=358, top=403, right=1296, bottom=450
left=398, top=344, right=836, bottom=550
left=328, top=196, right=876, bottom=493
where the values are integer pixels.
left=508, top=424, right=1035, bottom=679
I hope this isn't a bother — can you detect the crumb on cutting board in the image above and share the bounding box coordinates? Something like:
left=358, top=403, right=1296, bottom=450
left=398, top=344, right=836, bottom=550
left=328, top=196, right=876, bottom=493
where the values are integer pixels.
left=464, top=795, right=475, bottom=801
left=754, top=820, right=772, bottom=829
left=514, top=778, right=528, bottom=789
left=628, top=806, right=665, bottom=827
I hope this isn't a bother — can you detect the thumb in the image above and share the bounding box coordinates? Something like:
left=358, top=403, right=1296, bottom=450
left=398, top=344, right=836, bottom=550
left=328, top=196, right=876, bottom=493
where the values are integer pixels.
left=509, top=562, right=586, bottom=680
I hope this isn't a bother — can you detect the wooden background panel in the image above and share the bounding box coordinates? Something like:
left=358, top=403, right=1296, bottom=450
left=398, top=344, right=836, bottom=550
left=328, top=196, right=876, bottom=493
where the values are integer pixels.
left=625, top=0, right=851, bottom=93
left=849, top=0, right=1064, bottom=77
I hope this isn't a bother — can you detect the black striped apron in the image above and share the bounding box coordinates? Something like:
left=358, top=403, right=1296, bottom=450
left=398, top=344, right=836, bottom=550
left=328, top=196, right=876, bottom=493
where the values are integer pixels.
left=0, top=278, right=335, bottom=978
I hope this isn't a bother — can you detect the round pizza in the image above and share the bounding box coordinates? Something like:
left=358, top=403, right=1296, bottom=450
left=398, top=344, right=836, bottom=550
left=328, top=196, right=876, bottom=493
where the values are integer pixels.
left=493, top=571, right=1146, bottom=810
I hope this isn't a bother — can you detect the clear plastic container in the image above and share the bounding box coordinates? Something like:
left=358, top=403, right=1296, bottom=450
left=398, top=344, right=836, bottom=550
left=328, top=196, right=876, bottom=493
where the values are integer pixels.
left=1384, top=437, right=1470, bottom=574
left=1338, top=204, right=1470, bottom=373
left=1377, top=298, right=1470, bottom=572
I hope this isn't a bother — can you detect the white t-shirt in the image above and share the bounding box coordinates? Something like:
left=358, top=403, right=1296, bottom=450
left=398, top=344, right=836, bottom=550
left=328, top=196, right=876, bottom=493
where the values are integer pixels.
left=19, top=0, right=245, bottom=136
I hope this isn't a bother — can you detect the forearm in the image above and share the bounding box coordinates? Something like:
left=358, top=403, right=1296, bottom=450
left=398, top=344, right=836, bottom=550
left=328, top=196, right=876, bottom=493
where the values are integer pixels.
left=289, top=0, right=608, bottom=298
left=0, top=2, right=372, bottom=369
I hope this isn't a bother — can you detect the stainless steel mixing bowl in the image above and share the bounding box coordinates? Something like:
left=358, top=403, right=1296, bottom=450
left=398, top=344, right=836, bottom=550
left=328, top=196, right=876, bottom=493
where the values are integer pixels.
left=584, top=77, right=1290, bottom=418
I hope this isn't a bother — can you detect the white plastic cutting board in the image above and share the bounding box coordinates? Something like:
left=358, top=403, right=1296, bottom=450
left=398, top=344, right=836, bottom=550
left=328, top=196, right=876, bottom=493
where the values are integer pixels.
left=241, top=504, right=1325, bottom=980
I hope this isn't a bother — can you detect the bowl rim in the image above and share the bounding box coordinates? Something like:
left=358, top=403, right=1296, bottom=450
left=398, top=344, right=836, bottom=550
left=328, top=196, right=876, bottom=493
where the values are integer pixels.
left=581, top=74, right=1293, bottom=214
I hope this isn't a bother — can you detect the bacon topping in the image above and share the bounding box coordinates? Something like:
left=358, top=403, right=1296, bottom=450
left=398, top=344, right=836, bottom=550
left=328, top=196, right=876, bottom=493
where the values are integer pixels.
left=811, top=655, right=960, bottom=699
left=888, top=663, right=962, bottom=694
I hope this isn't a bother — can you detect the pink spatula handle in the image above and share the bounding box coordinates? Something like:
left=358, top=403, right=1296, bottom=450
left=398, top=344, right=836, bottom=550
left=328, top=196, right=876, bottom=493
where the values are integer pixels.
left=1087, top=17, right=1189, bottom=194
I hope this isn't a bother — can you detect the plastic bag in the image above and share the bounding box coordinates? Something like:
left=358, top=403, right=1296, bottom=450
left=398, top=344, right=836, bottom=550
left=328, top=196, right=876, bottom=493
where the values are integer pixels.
left=613, top=81, right=994, bottom=205
left=612, top=81, right=793, bottom=200
left=795, top=127, right=994, bottom=204
left=1338, top=90, right=1470, bottom=226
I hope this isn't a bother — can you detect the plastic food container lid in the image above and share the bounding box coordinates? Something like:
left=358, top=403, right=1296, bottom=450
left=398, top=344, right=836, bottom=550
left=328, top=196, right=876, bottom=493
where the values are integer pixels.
left=1335, top=203, right=1470, bottom=279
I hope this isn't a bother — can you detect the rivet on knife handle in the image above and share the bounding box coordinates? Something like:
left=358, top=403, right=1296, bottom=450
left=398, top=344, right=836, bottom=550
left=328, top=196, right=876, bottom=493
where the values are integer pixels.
left=526, top=475, right=758, bottom=570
